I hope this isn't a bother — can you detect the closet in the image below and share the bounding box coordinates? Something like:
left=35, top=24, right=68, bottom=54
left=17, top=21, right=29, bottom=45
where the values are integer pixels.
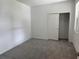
left=48, top=13, right=70, bottom=41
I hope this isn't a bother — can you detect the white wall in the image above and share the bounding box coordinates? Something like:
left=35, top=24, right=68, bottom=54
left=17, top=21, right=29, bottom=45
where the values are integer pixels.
left=73, top=0, right=79, bottom=52
left=31, top=1, right=75, bottom=41
left=12, top=1, right=31, bottom=45
left=0, top=0, right=31, bottom=54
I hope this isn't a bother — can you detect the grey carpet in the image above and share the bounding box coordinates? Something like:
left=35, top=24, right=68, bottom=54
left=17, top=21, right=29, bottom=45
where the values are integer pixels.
left=0, top=39, right=77, bottom=59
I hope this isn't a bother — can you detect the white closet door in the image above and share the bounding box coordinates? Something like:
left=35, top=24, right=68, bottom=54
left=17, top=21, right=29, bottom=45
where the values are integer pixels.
left=48, top=13, right=59, bottom=40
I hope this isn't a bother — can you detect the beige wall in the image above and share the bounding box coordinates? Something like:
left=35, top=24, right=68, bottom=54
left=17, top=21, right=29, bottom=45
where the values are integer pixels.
left=31, top=1, right=75, bottom=42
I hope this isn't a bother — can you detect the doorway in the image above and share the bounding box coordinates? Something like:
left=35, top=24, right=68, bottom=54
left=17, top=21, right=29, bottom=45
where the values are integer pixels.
left=48, top=13, right=70, bottom=41
left=59, top=13, right=70, bottom=41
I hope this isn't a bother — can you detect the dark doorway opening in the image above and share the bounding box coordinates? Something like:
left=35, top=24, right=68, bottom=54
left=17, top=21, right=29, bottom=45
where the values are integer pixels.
left=59, top=13, right=70, bottom=41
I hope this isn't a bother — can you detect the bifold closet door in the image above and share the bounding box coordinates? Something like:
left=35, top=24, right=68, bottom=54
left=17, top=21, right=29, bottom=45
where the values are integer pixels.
left=48, top=13, right=59, bottom=40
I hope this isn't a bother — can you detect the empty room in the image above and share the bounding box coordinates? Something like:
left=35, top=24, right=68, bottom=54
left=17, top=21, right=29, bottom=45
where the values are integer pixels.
left=0, top=0, right=79, bottom=59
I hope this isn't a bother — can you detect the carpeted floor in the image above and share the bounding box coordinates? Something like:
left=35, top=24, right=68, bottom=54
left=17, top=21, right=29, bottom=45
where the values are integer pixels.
left=0, top=39, right=77, bottom=59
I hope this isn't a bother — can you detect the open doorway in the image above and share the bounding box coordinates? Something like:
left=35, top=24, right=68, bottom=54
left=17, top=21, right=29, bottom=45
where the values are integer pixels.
left=59, top=13, right=70, bottom=41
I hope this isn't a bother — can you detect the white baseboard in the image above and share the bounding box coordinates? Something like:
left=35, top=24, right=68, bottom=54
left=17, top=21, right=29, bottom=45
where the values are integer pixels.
left=0, top=37, right=31, bottom=55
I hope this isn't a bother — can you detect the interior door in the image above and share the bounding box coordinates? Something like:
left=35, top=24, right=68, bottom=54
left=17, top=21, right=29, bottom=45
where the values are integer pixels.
left=48, top=13, right=59, bottom=40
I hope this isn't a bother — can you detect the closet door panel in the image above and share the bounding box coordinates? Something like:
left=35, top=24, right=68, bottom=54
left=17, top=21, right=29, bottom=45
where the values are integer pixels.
left=48, top=13, right=59, bottom=40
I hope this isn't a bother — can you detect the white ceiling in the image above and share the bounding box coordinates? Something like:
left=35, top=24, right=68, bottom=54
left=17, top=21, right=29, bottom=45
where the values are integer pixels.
left=17, top=0, right=74, bottom=6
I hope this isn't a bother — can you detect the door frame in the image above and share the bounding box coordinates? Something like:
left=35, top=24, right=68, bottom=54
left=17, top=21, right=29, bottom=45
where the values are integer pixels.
left=47, top=12, right=70, bottom=40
